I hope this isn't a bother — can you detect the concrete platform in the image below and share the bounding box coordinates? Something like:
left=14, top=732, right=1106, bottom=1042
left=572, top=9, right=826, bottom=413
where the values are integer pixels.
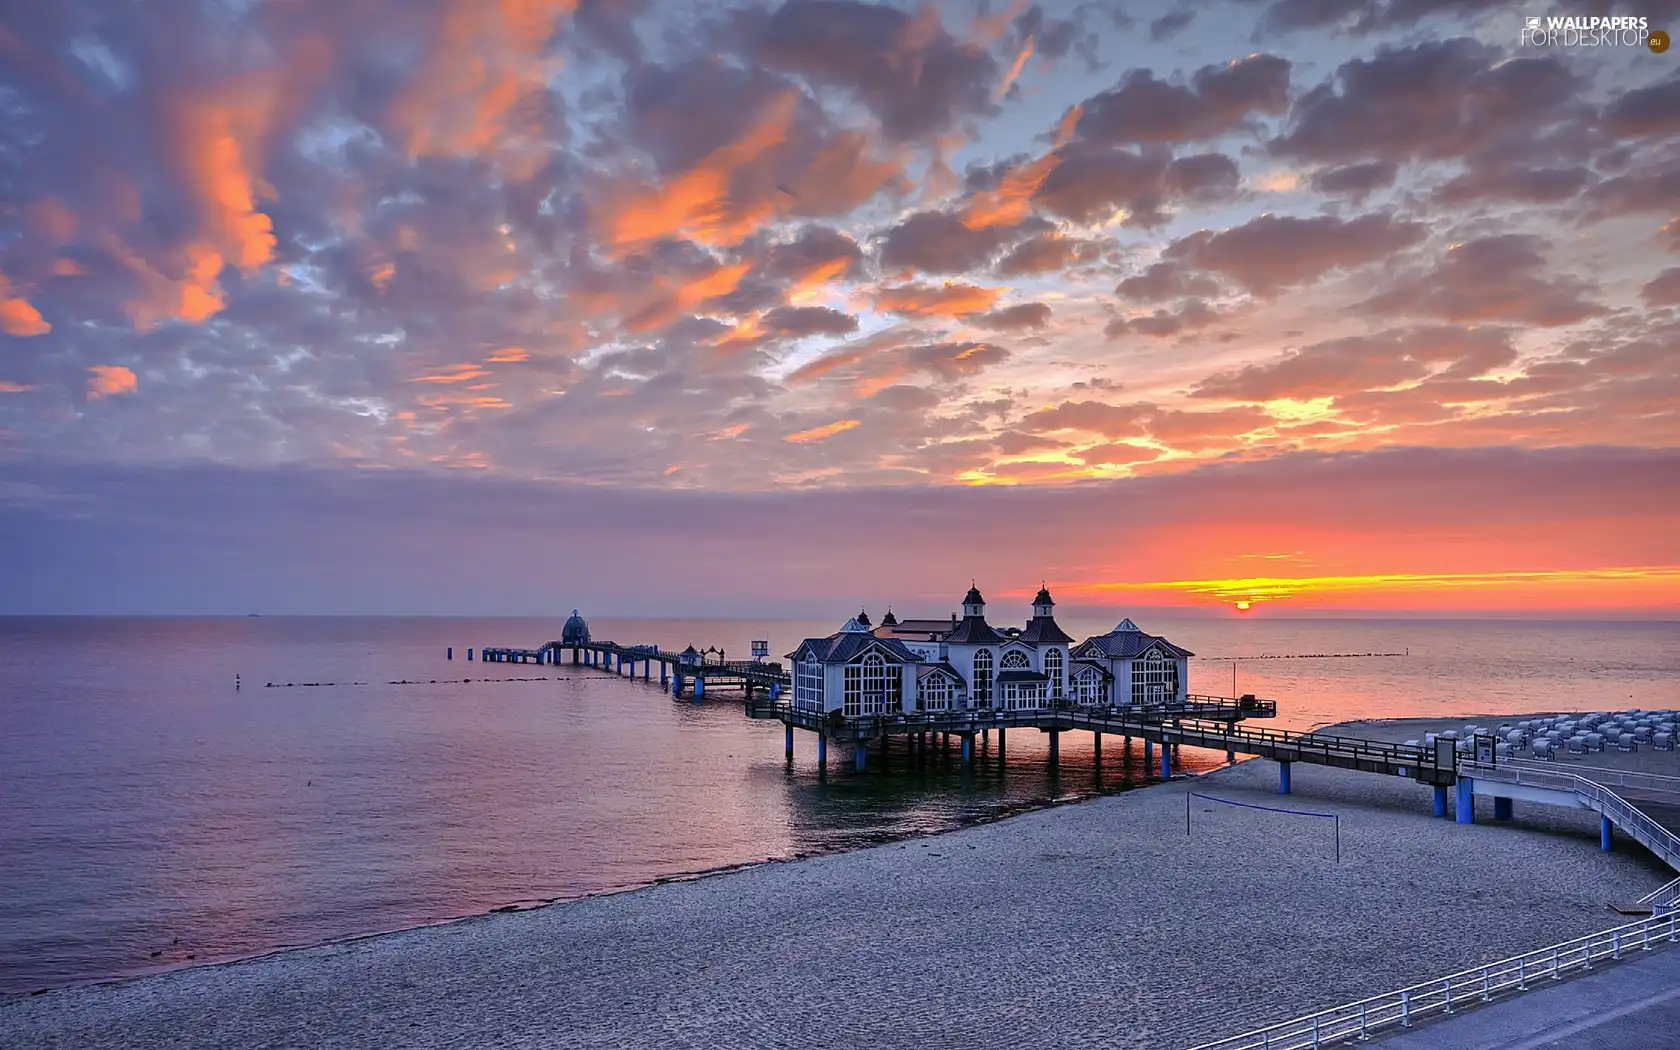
left=1371, top=941, right=1680, bottom=1049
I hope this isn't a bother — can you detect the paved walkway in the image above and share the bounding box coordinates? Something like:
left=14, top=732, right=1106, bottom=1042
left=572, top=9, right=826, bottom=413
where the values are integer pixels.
left=1372, top=939, right=1680, bottom=1049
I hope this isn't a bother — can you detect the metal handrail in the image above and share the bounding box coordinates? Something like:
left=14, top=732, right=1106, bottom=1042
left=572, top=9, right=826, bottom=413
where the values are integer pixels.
left=1500, top=759, right=1680, bottom=797
left=1641, top=875, right=1680, bottom=912
left=1462, top=763, right=1680, bottom=871
left=1184, top=912, right=1680, bottom=1050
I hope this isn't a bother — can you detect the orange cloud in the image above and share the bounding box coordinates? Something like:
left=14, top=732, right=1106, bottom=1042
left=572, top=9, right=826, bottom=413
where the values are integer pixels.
left=606, top=91, right=799, bottom=253
left=874, top=281, right=1002, bottom=317
left=390, top=0, right=576, bottom=167
left=995, top=34, right=1034, bottom=101
left=410, top=364, right=492, bottom=384
left=0, top=381, right=35, bottom=393
left=622, top=260, right=753, bottom=333
left=0, top=271, right=51, bottom=337
left=959, top=105, right=1079, bottom=229
left=87, top=365, right=137, bottom=400
left=486, top=346, right=529, bottom=363
left=785, top=419, right=863, bottom=443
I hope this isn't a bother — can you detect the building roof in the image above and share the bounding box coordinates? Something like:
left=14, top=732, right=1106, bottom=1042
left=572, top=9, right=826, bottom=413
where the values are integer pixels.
left=855, top=609, right=872, bottom=628
left=997, top=669, right=1048, bottom=684
left=942, top=614, right=1003, bottom=645
left=1074, top=619, right=1195, bottom=660
left=1033, top=586, right=1054, bottom=606
left=963, top=585, right=985, bottom=605
left=882, top=617, right=954, bottom=637
left=880, top=609, right=898, bottom=627
left=561, top=609, right=590, bottom=645
left=788, top=629, right=921, bottom=665
left=1072, top=659, right=1114, bottom=682
left=1018, top=615, right=1073, bottom=645
left=917, top=662, right=964, bottom=682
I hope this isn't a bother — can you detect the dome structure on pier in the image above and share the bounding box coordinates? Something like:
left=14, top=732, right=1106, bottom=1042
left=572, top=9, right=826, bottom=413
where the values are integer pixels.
left=562, top=609, right=591, bottom=645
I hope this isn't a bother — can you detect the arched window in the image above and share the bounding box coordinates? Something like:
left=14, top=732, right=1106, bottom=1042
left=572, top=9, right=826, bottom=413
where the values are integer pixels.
left=972, top=649, right=993, bottom=706
left=1001, top=650, right=1030, bottom=670
left=1075, top=667, right=1104, bottom=705
left=856, top=652, right=900, bottom=715
left=796, top=658, right=824, bottom=712
left=919, top=673, right=950, bottom=712
left=1046, top=648, right=1064, bottom=699
left=1131, top=649, right=1180, bottom=706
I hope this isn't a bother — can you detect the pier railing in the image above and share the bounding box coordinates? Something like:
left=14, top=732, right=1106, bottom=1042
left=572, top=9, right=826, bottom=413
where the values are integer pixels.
left=1184, top=912, right=1680, bottom=1050
left=1499, top=759, right=1680, bottom=800
left=1461, top=762, right=1680, bottom=872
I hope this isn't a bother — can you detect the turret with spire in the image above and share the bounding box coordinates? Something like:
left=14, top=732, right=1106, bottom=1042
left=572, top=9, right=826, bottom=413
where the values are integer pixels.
left=1020, top=584, right=1073, bottom=644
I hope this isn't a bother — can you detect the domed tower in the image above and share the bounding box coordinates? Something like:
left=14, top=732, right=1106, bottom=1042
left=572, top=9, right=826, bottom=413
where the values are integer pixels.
left=561, top=609, right=590, bottom=645
left=962, top=584, right=985, bottom=618
left=880, top=609, right=899, bottom=628
left=855, top=608, right=872, bottom=628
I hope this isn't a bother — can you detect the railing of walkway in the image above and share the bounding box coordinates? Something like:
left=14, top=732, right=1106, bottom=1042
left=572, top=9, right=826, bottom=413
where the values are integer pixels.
left=1500, top=759, right=1680, bottom=798
left=1461, top=762, right=1680, bottom=871
left=1641, top=875, right=1680, bottom=913
left=1184, top=912, right=1680, bottom=1050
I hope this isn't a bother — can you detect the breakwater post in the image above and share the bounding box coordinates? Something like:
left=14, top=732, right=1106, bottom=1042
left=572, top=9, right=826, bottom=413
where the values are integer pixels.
left=1279, top=760, right=1292, bottom=795
left=447, top=647, right=452, bottom=660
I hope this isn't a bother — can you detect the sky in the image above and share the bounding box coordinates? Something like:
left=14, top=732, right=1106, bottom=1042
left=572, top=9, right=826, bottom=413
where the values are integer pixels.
left=0, top=0, right=1677, bottom=617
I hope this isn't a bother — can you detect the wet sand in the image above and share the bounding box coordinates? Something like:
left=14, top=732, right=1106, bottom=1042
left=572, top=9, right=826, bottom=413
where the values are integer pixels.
left=3, top=713, right=1674, bottom=1050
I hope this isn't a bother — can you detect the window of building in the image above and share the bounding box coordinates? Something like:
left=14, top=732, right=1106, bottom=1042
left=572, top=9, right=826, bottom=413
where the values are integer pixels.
left=1000, top=650, right=1030, bottom=670
left=1075, top=668, right=1104, bottom=705
left=843, top=664, right=863, bottom=717
left=919, top=673, right=951, bottom=711
left=795, top=658, right=824, bottom=712
left=972, top=648, right=993, bottom=706
left=1045, top=648, right=1063, bottom=698
left=860, top=652, right=898, bottom=716
left=1132, top=649, right=1179, bottom=706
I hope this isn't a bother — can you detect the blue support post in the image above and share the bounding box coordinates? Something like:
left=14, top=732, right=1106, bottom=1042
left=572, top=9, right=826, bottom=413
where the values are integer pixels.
left=673, top=674, right=684, bottom=698
left=1433, top=784, right=1448, bottom=818
left=1093, top=731, right=1102, bottom=762
left=1279, top=760, right=1292, bottom=795
left=1144, top=739, right=1154, bottom=767
left=1048, top=730, right=1058, bottom=766
left=661, top=663, right=669, bottom=687
left=785, top=725, right=794, bottom=761
left=817, top=734, right=827, bottom=766
left=961, top=735, right=974, bottom=765
left=1162, top=741, right=1172, bottom=779
left=1494, top=796, right=1513, bottom=822
left=1455, top=777, right=1474, bottom=824
left=644, top=660, right=650, bottom=680
left=1602, top=816, right=1613, bottom=851
left=693, top=676, right=705, bottom=701
left=770, top=682, right=782, bottom=701
left=854, top=742, right=867, bottom=772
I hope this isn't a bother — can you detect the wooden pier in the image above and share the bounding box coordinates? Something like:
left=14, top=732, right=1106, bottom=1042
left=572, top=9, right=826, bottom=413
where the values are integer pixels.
left=469, top=632, right=1460, bottom=790
left=475, top=640, right=788, bottom=699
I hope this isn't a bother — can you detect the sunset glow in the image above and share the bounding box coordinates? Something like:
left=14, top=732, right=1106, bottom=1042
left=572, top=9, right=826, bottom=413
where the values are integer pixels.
left=0, top=1, right=1676, bottom=615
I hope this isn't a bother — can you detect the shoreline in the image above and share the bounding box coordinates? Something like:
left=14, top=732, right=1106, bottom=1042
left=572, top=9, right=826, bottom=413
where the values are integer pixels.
left=5, top=709, right=1675, bottom=1050
left=1, top=759, right=1163, bottom=1002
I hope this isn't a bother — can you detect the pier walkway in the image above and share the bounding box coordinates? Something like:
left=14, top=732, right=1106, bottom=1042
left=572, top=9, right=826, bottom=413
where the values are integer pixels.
left=473, top=640, right=788, bottom=697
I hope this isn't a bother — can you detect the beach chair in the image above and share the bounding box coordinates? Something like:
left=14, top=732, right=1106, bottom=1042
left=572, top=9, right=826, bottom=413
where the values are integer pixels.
left=1654, top=733, right=1673, bottom=752
left=1585, top=733, right=1605, bottom=752
left=1531, top=742, right=1554, bottom=761
left=1566, top=737, right=1587, bottom=757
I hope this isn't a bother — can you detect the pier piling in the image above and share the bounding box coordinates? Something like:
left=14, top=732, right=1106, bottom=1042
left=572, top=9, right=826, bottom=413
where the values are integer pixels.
left=1494, top=797, right=1513, bottom=822
left=1434, top=784, right=1449, bottom=818
left=1048, top=729, right=1058, bottom=767
left=1456, top=777, right=1474, bottom=824
left=1161, top=741, right=1172, bottom=779
left=447, top=647, right=452, bottom=660
left=1093, top=731, right=1102, bottom=762
left=785, top=725, right=794, bottom=761
left=817, top=734, right=827, bottom=766
left=854, top=743, right=867, bottom=772
left=1601, top=816, right=1613, bottom=851
left=1279, top=760, right=1292, bottom=795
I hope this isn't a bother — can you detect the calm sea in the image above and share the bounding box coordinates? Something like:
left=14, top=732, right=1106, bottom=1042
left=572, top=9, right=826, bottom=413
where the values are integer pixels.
left=1, top=615, right=1676, bottom=995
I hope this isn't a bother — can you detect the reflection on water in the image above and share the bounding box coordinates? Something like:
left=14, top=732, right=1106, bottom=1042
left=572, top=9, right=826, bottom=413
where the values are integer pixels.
left=1, top=615, right=1674, bottom=994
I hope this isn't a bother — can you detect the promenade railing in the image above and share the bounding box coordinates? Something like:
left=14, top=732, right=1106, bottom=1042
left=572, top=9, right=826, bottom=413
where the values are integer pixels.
left=1183, top=912, right=1680, bottom=1050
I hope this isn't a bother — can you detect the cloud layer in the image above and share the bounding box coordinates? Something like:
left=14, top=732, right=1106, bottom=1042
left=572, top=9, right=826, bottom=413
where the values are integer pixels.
left=0, top=0, right=1675, bottom=610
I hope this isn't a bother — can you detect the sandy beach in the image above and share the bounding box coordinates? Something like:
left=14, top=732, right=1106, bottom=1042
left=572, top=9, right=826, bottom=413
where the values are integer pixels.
left=3, top=713, right=1674, bottom=1050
